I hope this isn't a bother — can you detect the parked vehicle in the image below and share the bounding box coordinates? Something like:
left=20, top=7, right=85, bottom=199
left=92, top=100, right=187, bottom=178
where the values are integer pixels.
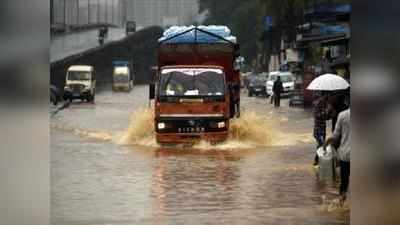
left=63, top=65, right=96, bottom=102
left=266, top=71, right=295, bottom=96
left=151, top=25, right=241, bottom=144
left=112, top=61, right=133, bottom=92
left=50, top=85, right=61, bottom=106
left=247, top=73, right=267, bottom=97
left=126, top=21, right=136, bottom=35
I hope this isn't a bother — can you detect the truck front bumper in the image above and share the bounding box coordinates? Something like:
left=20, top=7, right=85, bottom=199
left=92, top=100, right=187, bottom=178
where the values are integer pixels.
left=63, top=90, right=91, bottom=99
left=156, top=131, right=228, bottom=144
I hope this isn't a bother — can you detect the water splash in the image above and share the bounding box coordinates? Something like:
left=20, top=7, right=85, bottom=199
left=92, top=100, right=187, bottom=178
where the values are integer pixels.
left=118, top=108, right=312, bottom=149
left=52, top=107, right=313, bottom=149
left=118, top=107, right=159, bottom=147
left=229, top=111, right=274, bottom=146
left=320, top=195, right=350, bottom=213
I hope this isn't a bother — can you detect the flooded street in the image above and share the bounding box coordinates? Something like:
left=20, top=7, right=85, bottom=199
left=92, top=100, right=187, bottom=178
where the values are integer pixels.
left=51, top=85, right=349, bottom=225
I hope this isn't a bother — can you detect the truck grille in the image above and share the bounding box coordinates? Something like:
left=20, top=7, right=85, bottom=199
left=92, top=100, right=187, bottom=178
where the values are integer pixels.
left=70, top=84, right=85, bottom=94
left=156, top=118, right=227, bottom=133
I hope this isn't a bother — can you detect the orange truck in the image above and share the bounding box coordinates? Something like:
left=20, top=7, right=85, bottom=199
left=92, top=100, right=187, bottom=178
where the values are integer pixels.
left=149, top=26, right=241, bottom=144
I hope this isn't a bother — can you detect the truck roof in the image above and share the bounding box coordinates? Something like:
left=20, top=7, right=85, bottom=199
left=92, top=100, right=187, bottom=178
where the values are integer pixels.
left=159, top=25, right=237, bottom=44
left=112, top=61, right=130, bottom=66
left=160, top=66, right=224, bottom=74
left=68, top=65, right=93, bottom=72
left=161, top=65, right=224, bottom=71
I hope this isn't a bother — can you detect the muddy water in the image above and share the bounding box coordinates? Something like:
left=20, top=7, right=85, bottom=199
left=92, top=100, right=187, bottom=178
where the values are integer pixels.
left=51, top=85, right=349, bottom=225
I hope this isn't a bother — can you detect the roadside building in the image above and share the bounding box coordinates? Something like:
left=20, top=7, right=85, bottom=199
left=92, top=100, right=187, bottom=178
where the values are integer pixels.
left=295, top=3, right=351, bottom=106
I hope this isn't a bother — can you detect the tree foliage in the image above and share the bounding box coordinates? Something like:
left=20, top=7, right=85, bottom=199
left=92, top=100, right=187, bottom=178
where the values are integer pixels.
left=198, top=0, right=351, bottom=68
left=199, top=0, right=262, bottom=65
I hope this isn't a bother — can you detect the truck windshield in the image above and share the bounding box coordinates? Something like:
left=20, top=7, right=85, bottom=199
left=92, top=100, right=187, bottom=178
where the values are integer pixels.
left=68, top=71, right=91, bottom=81
left=113, top=67, right=129, bottom=83
left=160, top=69, right=225, bottom=96
left=114, top=74, right=129, bottom=83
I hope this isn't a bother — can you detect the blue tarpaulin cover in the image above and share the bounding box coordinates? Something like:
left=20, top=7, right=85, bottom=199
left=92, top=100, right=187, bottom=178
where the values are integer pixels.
left=158, top=25, right=237, bottom=44
left=112, top=61, right=129, bottom=66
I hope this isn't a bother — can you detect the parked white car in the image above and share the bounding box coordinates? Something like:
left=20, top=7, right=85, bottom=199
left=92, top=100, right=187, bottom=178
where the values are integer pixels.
left=266, top=71, right=295, bottom=96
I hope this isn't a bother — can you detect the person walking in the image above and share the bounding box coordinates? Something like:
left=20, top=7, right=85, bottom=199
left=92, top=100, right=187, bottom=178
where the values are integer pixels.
left=272, top=76, right=283, bottom=107
left=313, top=93, right=327, bottom=165
left=324, top=108, right=350, bottom=201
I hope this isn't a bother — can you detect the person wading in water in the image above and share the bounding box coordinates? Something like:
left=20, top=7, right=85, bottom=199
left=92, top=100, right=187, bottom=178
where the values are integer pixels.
left=273, top=76, right=283, bottom=107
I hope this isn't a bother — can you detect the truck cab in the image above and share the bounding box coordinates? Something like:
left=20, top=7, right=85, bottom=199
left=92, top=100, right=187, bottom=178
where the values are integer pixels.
left=153, top=26, right=241, bottom=144
left=63, top=65, right=96, bottom=102
left=155, top=66, right=229, bottom=143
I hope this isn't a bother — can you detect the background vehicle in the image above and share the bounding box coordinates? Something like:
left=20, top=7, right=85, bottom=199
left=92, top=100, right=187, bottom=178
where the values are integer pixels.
left=125, top=21, right=136, bottom=35
left=266, top=71, right=295, bottom=96
left=63, top=65, right=96, bottom=102
left=247, top=73, right=267, bottom=97
left=152, top=25, right=240, bottom=144
left=112, top=61, right=134, bottom=91
left=50, top=85, right=61, bottom=106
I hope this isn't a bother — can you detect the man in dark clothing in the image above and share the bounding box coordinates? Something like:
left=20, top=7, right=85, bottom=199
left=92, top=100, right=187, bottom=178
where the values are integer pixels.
left=272, top=76, right=283, bottom=107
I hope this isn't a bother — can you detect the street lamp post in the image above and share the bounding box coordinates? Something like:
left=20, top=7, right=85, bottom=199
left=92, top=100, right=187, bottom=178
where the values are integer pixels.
left=105, top=0, right=108, bottom=24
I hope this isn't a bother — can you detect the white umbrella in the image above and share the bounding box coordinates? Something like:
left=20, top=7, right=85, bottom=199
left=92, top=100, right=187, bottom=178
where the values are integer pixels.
left=307, top=73, right=349, bottom=91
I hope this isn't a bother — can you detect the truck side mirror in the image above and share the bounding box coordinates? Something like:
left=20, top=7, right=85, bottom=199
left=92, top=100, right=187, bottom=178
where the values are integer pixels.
left=149, top=83, right=155, bottom=100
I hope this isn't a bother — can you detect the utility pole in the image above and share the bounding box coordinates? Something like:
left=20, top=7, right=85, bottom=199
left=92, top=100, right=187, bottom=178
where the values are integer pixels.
left=77, top=0, right=80, bottom=25
left=97, top=0, right=99, bottom=24
left=105, top=0, right=108, bottom=24
left=50, top=0, right=54, bottom=26
left=88, top=0, right=90, bottom=24
left=112, top=0, right=115, bottom=25
left=63, top=0, right=66, bottom=26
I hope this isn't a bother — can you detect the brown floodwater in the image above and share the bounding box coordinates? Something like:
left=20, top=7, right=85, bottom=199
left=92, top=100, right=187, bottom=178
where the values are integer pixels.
left=51, top=85, right=349, bottom=225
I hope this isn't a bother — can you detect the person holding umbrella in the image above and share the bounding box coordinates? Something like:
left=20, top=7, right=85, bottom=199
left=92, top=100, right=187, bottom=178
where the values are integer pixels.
left=307, top=74, right=350, bottom=166
left=313, top=92, right=328, bottom=165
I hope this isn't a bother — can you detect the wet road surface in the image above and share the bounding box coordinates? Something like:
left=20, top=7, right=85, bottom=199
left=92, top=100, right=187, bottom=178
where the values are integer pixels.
left=51, top=85, right=349, bottom=225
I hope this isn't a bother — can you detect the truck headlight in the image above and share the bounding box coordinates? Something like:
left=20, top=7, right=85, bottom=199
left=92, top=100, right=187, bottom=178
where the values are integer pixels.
left=158, top=122, right=166, bottom=129
left=64, top=86, right=71, bottom=91
left=217, top=121, right=226, bottom=128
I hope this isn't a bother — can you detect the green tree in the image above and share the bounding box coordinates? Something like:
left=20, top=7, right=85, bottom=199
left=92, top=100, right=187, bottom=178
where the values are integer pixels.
left=198, top=0, right=351, bottom=69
